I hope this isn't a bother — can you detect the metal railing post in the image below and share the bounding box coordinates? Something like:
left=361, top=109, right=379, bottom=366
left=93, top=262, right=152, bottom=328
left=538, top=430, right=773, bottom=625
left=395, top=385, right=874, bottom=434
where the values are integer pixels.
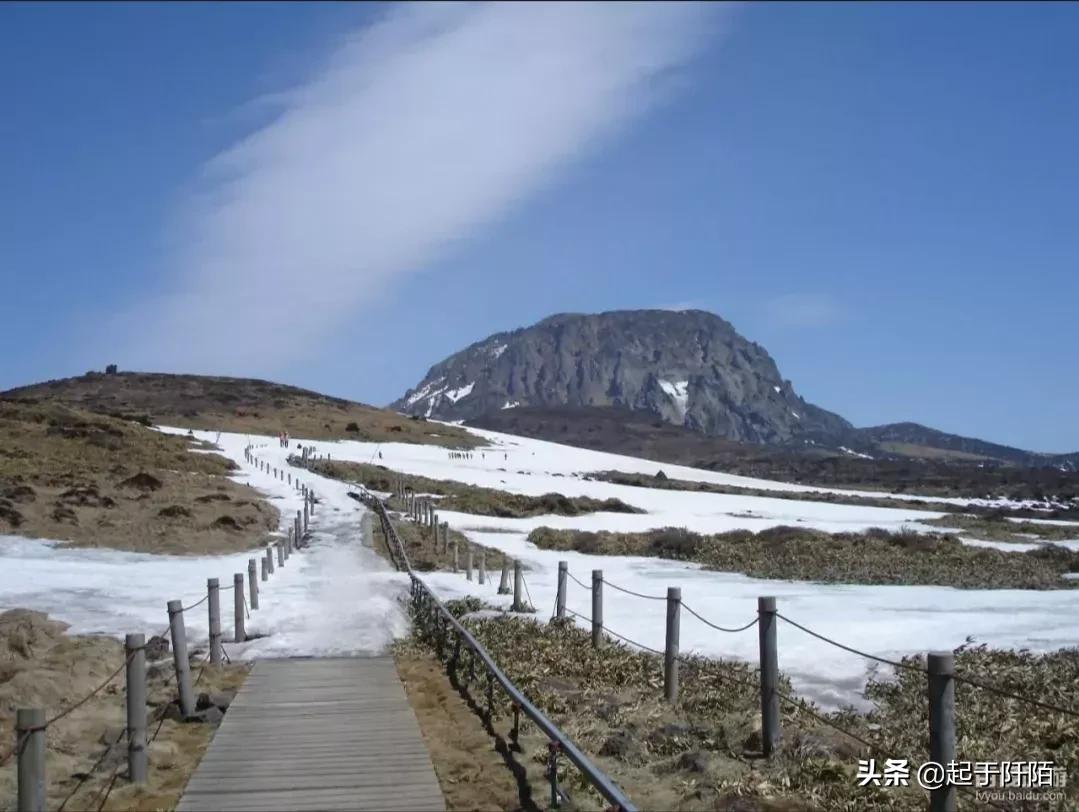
left=758, top=596, right=780, bottom=757
left=928, top=652, right=957, bottom=812
left=126, top=633, right=148, bottom=783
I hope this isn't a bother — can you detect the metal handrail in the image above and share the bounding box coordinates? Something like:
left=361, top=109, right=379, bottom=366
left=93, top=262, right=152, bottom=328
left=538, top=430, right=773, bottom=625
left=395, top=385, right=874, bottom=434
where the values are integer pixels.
left=359, top=489, right=638, bottom=812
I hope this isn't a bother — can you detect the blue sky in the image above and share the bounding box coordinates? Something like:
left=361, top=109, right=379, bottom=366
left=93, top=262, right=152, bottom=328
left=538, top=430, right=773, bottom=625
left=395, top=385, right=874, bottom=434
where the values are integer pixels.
left=2, top=2, right=1077, bottom=452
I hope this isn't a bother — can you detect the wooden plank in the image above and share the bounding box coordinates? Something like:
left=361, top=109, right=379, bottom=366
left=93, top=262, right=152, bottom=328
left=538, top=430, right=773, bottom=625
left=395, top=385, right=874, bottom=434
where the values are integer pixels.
left=178, top=656, right=445, bottom=812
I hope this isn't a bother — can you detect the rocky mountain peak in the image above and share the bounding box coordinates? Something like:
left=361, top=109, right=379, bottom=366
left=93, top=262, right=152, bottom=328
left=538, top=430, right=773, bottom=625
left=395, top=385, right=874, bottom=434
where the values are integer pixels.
left=391, top=309, right=852, bottom=444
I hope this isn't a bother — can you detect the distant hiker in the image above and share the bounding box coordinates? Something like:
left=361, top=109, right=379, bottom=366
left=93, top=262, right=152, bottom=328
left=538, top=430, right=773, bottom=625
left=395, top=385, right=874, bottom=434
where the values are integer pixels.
left=378, top=451, right=383, bottom=460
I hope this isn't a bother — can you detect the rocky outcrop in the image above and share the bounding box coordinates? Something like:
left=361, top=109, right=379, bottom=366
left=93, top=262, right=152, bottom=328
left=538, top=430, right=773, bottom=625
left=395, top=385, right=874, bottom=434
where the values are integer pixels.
left=391, top=310, right=852, bottom=445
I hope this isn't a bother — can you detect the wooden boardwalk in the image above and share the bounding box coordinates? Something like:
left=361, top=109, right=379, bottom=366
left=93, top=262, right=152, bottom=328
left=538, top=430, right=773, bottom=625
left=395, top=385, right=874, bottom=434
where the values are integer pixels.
left=177, top=657, right=445, bottom=811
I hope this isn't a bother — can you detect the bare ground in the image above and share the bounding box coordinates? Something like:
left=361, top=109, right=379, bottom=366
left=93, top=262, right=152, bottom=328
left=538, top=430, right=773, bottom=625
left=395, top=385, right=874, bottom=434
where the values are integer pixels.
left=0, top=400, right=277, bottom=555
left=2, top=371, right=481, bottom=449
left=0, top=609, right=249, bottom=812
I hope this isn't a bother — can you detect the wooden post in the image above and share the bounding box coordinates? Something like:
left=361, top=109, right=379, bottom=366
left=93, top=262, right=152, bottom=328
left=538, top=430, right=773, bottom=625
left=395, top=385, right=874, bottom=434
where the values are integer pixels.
left=208, top=578, right=222, bottom=665
left=591, top=570, right=603, bottom=648
left=498, top=560, right=511, bottom=594
left=303, top=501, right=309, bottom=533
left=478, top=550, right=486, bottom=585
left=512, top=560, right=525, bottom=612
left=277, top=542, right=285, bottom=567
left=248, top=559, right=259, bottom=610
left=234, top=574, right=246, bottom=642
left=452, top=542, right=459, bottom=573
left=665, top=587, right=681, bottom=703
left=928, top=652, right=957, bottom=812
left=440, top=521, right=448, bottom=552
left=758, top=596, right=780, bottom=757
left=466, top=546, right=474, bottom=582
left=126, top=633, right=148, bottom=783
left=266, top=545, right=274, bottom=575
left=295, top=515, right=301, bottom=546
left=16, top=708, right=46, bottom=812
left=556, top=561, right=567, bottom=619
left=167, top=599, right=195, bottom=716
left=260, top=556, right=268, bottom=582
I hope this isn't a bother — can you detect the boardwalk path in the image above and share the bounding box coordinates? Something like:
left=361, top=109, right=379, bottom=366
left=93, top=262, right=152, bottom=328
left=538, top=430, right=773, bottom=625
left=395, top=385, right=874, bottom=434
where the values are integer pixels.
left=178, top=656, right=444, bottom=811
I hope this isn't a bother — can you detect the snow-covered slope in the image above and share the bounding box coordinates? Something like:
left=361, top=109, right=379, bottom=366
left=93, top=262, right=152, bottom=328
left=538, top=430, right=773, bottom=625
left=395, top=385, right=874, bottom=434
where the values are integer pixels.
left=3, top=422, right=1078, bottom=710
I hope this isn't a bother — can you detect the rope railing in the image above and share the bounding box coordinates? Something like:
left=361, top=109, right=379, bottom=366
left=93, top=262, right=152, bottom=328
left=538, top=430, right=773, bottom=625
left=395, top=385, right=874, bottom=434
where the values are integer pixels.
left=409, top=485, right=1072, bottom=810
left=599, top=576, right=666, bottom=601
left=361, top=490, right=638, bottom=812
left=9, top=446, right=314, bottom=808
left=681, top=601, right=758, bottom=634
left=563, top=608, right=665, bottom=656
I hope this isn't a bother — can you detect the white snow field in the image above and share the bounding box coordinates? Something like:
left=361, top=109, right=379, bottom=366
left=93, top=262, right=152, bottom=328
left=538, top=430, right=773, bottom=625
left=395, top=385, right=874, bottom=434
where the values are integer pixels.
left=2, top=422, right=1077, bottom=709
left=0, top=435, right=411, bottom=660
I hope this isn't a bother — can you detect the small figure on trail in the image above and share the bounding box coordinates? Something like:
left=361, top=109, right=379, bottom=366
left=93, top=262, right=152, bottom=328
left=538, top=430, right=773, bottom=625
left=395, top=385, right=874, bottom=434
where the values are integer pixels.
left=378, top=451, right=383, bottom=460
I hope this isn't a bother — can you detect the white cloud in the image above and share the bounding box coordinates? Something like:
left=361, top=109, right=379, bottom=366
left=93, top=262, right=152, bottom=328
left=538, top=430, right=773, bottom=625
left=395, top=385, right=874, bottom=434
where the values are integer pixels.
left=120, top=2, right=727, bottom=373
left=764, top=293, right=843, bottom=329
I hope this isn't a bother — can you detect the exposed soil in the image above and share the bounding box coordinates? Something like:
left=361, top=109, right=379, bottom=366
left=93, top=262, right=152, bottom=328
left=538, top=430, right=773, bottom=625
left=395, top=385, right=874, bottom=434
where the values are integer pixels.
left=0, top=609, right=250, bottom=812
left=1, top=371, right=480, bottom=449
left=0, top=400, right=276, bottom=554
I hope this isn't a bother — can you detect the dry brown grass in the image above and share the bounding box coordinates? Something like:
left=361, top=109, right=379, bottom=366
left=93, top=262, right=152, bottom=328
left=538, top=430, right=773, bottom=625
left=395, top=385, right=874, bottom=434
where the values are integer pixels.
left=369, top=508, right=514, bottom=578
left=2, top=371, right=480, bottom=449
left=527, top=525, right=1079, bottom=590
left=0, top=609, right=250, bottom=812
left=311, top=458, right=642, bottom=518
left=0, top=400, right=276, bottom=555
left=396, top=650, right=550, bottom=812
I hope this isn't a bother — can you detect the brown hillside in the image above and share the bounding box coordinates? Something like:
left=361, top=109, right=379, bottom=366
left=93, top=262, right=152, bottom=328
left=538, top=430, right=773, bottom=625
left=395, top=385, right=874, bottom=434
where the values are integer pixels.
left=1, top=371, right=480, bottom=448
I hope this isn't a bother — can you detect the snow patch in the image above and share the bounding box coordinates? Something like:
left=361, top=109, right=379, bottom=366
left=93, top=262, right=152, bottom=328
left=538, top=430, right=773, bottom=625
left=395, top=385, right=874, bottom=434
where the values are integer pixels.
left=444, top=382, right=475, bottom=403
left=405, top=377, right=445, bottom=407
left=790, top=410, right=800, bottom=420
left=502, top=400, right=521, bottom=410
left=839, top=446, right=875, bottom=460
left=657, top=379, right=690, bottom=415
left=773, top=385, right=781, bottom=394
left=490, top=344, right=507, bottom=359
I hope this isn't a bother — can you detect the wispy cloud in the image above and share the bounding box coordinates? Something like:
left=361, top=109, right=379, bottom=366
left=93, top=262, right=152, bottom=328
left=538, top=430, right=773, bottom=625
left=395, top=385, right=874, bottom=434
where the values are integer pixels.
left=764, top=293, right=844, bottom=329
left=118, top=2, right=727, bottom=373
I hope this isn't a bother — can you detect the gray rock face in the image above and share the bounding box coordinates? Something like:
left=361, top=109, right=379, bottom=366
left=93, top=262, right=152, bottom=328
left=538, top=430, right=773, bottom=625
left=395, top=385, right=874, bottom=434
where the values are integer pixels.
left=391, top=310, right=851, bottom=444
